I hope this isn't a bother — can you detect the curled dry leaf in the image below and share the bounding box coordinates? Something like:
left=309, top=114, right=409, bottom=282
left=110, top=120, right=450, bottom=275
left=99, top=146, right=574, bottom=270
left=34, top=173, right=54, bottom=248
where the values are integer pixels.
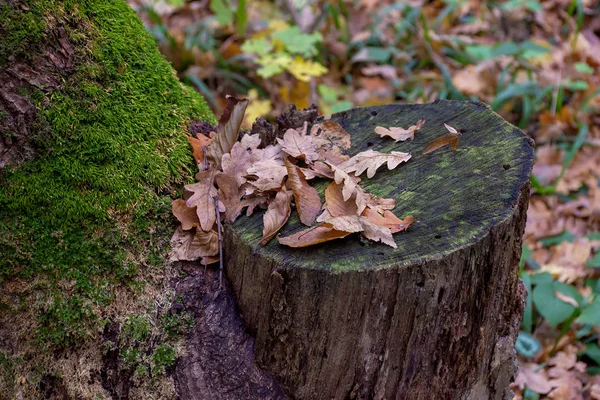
left=172, top=199, right=200, bottom=230
left=285, top=158, right=321, bottom=226
left=423, top=123, right=461, bottom=155
left=278, top=225, right=351, bottom=248
left=362, top=208, right=415, bottom=233
left=338, top=149, right=412, bottom=179
left=185, top=169, right=217, bottom=231
left=206, top=96, right=249, bottom=169
left=374, top=119, right=425, bottom=142
left=261, top=189, right=292, bottom=245
left=170, top=226, right=219, bottom=261
left=309, top=161, right=334, bottom=179
left=277, top=128, right=319, bottom=162
left=188, top=135, right=211, bottom=165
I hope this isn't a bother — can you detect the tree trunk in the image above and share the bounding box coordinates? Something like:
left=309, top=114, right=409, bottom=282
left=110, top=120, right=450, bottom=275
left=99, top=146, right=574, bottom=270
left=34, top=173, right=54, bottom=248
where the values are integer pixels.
left=224, top=101, right=534, bottom=399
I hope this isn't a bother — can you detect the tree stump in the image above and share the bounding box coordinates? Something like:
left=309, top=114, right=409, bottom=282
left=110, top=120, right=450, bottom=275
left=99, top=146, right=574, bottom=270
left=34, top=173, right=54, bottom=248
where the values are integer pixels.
left=224, top=100, right=534, bottom=399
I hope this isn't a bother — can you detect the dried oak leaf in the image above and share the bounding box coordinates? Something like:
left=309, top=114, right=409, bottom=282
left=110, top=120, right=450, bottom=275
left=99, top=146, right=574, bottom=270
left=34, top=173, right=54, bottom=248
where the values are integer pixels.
left=310, top=121, right=352, bottom=154
left=261, top=189, right=293, bottom=245
left=338, top=149, right=411, bottom=179
left=206, top=96, right=249, bottom=169
left=188, top=135, right=211, bottom=165
left=285, top=158, right=321, bottom=226
left=362, top=208, right=415, bottom=233
left=185, top=169, right=217, bottom=231
left=221, top=133, right=262, bottom=187
left=170, top=226, right=219, bottom=261
left=247, top=159, right=288, bottom=192
left=329, top=164, right=365, bottom=215
left=172, top=199, right=200, bottom=230
left=280, top=215, right=396, bottom=248
left=277, top=225, right=351, bottom=248
left=215, top=172, right=244, bottom=223
left=375, top=119, right=425, bottom=142
left=277, top=128, right=319, bottom=162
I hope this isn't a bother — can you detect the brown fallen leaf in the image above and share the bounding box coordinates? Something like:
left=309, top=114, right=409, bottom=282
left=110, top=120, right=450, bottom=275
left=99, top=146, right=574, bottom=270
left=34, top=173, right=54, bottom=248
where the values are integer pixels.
left=309, top=161, right=335, bottom=179
left=310, top=121, right=352, bottom=154
left=221, top=133, right=262, bottom=187
left=188, top=135, right=211, bottom=166
left=422, top=131, right=460, bottom=154
left=278, top=128, right=319, bottom=162
left=314, top=215, right=397, bottom=248
left=325, top=181, right=358, bottom=217
left=364, top=193, right=396, bottom=215
left=261, top=189, right=292, bottom=245
left=285, top=158, right=321, bottom=226
left=215, top=172, right=243, bottom=223
left=278, top=225, right=351, bottom=248
left=246, top=159, right=288, bottom=192
left=206, top=96, right=249, bottom=169
left=170, top=226, right=219, bottom=261
left=362, top=208, right=415, bottom=233
left=338, top=149, right=411, bottom=178
left=172, top=199, right=200, bottom=230
left=185, top=169, right=218, bottom=231
left=374, top=119, right=425, bottom=142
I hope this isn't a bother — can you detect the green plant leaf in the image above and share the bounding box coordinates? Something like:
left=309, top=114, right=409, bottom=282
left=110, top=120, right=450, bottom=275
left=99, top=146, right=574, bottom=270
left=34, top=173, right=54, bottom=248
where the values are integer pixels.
left=586, top=253, right=600, bottom=268
left=521, top=271, right=533, bottom=332
left=530, top=272, right=553, bottom=285
left=539, top=231, right=574, bottom=247
left=582, top=343, right=600, bottom=365
left=532, top=281, right=577, bottom=327
left=241, top=38, right=273, bottom=57
left=578, top=297, right=600, bottom=325
left=516, top=331, right=541, bottom=358
left=575, top=62, right=594, bottom=74
left=273, top=27, right=322, bottom=57
left=210, top=0, right=234, bottom=26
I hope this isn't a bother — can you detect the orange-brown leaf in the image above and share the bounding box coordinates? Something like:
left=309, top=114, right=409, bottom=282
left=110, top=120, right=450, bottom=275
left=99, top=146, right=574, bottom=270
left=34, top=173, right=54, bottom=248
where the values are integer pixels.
left=422, top=134, right=459, bottom=155
left=325, top=181, right=358, bottom=217
left=206, top=96, right=249, bottom=169
left=277, top=225, right=351, bottom=248
left=277, top=128, right=319, bottom=162
left=261, top=190, right=292, bottom=245
left=362, top=208, right=415, bottom=233
left=170, top=226, right=219, bottom=261
left=215, top=172, right=243, bottom=223
left=310, top=121, right=352, bottom=154
left=188, top=135, right=211, bottom=165
left=247, top=159, right=288, bottom=192
left=185, top=169, right=217, bottom=231
left=285, top=158, right=321, bottom=226
left=172, top=199, right=200, bottom=230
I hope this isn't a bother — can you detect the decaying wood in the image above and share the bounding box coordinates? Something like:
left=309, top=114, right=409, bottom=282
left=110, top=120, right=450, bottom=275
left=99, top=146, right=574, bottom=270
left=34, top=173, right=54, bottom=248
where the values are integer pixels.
left=221, top=100, right=534, bottom=399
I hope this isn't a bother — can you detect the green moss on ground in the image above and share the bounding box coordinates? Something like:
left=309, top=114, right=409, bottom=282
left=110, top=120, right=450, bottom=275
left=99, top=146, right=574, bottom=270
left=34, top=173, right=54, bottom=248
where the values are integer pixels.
left=0, top=0, right=213, bottom=359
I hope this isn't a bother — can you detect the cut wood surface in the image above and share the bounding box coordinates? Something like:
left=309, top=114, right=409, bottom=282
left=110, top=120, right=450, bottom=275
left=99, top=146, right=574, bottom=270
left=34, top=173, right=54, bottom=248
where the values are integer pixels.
left=223, top=100, right=535, bottom=399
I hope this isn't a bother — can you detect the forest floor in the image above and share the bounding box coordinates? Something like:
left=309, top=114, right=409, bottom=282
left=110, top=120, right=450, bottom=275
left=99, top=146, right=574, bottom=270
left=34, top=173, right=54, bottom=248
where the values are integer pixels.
left=130, top=1, right=600, bottom=398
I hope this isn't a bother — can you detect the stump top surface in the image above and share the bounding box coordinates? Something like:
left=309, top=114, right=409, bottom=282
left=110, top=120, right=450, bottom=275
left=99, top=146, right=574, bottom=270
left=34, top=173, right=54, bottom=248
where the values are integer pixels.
left=229, top=100, right=534, bottom=271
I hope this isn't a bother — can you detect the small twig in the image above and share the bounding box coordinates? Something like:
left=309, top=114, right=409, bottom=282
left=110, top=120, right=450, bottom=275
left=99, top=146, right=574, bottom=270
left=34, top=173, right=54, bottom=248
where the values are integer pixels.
left=214, top=195, right=224, bottom=289
left=202, top=145, right=210, bottom=171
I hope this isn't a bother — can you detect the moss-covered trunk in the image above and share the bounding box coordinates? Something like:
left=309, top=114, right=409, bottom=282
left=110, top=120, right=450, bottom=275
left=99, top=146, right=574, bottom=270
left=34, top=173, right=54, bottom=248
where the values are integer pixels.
left=0, top=0, right=214, bottom=397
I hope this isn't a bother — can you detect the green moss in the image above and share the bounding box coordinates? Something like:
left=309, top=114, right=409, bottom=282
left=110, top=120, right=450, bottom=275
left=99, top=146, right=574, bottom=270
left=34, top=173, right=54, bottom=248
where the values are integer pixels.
left=0, top=3, right=46, bottom=65
left=0, top=0, right=214, bottom=349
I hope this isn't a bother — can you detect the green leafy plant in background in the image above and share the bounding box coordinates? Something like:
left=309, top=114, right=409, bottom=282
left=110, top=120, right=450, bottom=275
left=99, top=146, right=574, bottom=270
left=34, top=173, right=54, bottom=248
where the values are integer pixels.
left=241, top=23, right=327, bottom=82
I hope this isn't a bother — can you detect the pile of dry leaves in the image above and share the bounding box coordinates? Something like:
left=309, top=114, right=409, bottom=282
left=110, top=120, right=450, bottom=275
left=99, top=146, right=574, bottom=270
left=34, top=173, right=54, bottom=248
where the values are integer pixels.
left=169, top=97, right=426, bottom=266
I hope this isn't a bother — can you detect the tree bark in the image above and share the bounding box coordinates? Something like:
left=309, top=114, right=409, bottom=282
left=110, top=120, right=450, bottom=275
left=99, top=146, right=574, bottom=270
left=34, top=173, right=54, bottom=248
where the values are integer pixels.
left=224, top=101, right=534, bottom=399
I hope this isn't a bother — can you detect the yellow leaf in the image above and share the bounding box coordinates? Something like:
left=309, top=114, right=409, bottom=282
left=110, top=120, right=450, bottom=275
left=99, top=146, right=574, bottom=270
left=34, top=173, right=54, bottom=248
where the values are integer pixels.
left=286, top=56, right=327, bottom=82
left=243, top=89, right=272, bottom=129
